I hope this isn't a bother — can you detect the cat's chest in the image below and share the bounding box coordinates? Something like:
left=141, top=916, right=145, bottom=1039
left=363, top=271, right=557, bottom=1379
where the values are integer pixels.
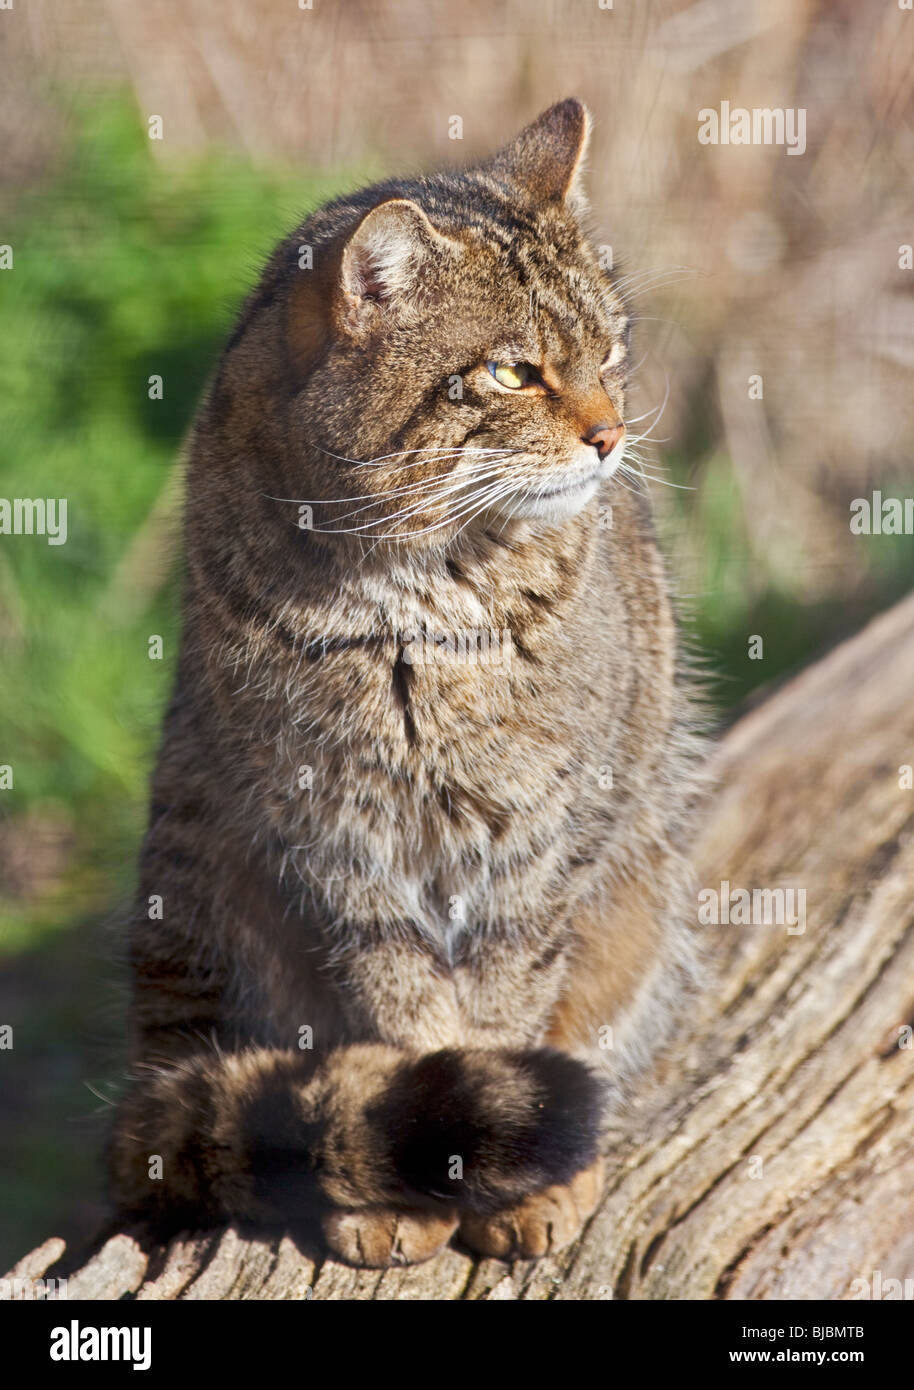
left=320, top=568, right=518, bottom=743
left=277, top=573, right=580, bottom=855
left=304, top=590, right=533, bottom=767
left=286, top=634, right=573, bottom=938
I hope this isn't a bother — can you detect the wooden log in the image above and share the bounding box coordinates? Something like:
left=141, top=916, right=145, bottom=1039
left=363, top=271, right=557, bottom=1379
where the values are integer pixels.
left=5, top=594, right=914, bottom=1300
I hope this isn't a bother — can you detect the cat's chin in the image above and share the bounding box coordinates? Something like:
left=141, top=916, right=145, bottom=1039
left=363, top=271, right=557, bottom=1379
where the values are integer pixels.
left=499, top=447, right=623, bottom=525
left=510, top=477, right=601, bottom=523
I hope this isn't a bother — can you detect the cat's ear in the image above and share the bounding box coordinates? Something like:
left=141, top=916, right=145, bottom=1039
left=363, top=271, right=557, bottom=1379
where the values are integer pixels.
left=487, top=98, right=591, bottom=212
left=338, top=199, right=462, bottom=336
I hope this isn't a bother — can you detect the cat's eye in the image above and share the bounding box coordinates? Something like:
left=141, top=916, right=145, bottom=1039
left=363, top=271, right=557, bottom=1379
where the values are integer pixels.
left=487, top=360, right=538, bottom=390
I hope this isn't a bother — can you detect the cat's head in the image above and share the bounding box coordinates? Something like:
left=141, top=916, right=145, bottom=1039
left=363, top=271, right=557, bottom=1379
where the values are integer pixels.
left=225, top=100, right=630, bottom=548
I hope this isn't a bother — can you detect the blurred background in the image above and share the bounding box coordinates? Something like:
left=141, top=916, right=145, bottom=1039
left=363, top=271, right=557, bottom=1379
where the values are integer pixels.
left=1, top=0, right=913, bottom=1270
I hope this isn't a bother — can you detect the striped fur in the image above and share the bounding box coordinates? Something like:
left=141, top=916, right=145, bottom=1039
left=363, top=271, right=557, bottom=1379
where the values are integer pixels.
left=109, top=100, right=707, bottom=1266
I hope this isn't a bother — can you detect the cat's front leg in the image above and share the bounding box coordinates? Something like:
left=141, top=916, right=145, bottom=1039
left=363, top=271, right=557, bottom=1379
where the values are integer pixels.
left=325, top=924, right=464, bottom=1050
left=445, top=920, right=609, bottom=1260
left=303, top=921, right=461, bottom=1264
left=459, top=1156, right=605, bottom=1259
left=458, top=857, right=701, bottom=1261
left=322, top=1207, right=460, bottom=1267
left=316, top=922, right=523, bottom=1266
left=313, top=918, right=604, bottom=1266
left=451, top=917, right=573, bottom=1048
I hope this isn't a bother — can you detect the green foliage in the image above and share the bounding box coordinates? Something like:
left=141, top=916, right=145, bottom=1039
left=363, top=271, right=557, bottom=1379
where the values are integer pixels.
left=0, top=95, right=358, bottom=949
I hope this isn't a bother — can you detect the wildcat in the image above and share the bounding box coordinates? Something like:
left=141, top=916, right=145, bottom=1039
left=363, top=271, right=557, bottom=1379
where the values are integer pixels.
left=109, top=99, right=704, bottom=1267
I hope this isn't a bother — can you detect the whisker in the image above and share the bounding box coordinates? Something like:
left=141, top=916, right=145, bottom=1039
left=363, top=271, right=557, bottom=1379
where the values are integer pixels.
left=608, top=468, right=643, bottom=496
left=354, top=448, right=519, bottom=474
left=447, top=475, right=529, bottom=544
left=625, top=375, right=670, bottom=428
left=612, top=263, right=695, bottom=288
left=619, top=470, right=689, bottom=493
left=306, top=462, right=526, bottom=536
left=617, top=456, right=694, bottom=492
left=347, top=471, right=531, bottom=543
left=263, top=453, right=525, bottom=514
left=313, top=443, right=519, bottom=470
left=625, top=373, right=671, bottom=444
left=613, top=266, right=707, bottom=303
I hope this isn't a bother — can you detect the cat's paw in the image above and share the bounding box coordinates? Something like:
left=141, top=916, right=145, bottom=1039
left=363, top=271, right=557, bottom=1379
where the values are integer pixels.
left=458, top=1157, right=605, bottom=1260
left=322, top=1206, right=459, bottom=1267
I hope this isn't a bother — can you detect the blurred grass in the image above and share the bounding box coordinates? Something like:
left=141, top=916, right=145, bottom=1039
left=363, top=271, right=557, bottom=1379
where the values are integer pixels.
left=0, top=91, right=912, bottom=1270
left=660, top=446, right=914, bottom=714
left=0, top=94, right=362, bottom=951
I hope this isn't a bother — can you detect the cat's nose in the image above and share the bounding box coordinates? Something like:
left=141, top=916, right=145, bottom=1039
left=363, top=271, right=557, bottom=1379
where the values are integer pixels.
left=583, top=422, right=625, bottom=459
